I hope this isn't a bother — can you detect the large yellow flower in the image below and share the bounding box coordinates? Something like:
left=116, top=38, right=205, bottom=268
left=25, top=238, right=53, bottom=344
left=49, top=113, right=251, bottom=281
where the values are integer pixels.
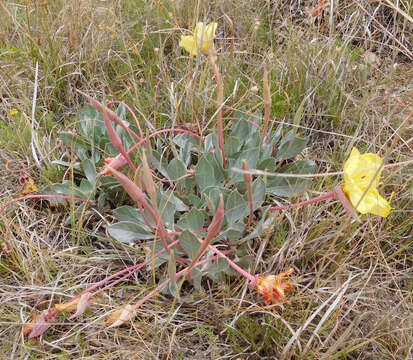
left=179, top=22, right=217, bottom=58
left=342, top=147, right=392, bottom=218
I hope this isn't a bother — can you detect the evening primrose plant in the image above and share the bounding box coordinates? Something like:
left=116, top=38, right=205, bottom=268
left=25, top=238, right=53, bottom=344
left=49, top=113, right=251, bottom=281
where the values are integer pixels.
left=13, top=21, right=394, bottom=337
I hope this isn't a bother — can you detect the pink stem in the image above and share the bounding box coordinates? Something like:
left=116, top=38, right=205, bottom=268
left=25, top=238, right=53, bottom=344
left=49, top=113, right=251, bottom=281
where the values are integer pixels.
left=86, top=239, right=181, bottom=298
left=0, top=194, right=94, bottom=214
left=107, top=100, right=144, bottom=139
left=131, top=249, right=234, bottom=311
left=101, top=128, right=203, bottom=175
left=270, top=191, right=336, bottom=211
left=206, top=244, right=256, bottom=284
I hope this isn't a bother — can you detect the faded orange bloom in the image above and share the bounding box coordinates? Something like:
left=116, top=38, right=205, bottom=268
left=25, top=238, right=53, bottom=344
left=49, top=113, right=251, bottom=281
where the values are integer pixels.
left=104, top=157, right=120, bottom=176
left=256, top=268, right=294, bottom=305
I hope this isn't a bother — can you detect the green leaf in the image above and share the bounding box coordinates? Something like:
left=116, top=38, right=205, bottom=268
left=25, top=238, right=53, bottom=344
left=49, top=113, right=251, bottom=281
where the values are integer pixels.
left=267, top=160, right=315, bottom=197
left=231, top=116, right=256, bottom=142
left=226, top=190, right=249, bottom=224
left=275, top=130, right=308, bottom=161
left=188, top=194, right=202, bottom=208
left=113, top=206, right=148, bottom=227
left=215, top=222, right=245, bottom=242
left=173, top=132, right=200, bottom=149
left=151, top=150, right=170, bottom=179
left=224, top=136, right=242, bottom=157
left=205, top=258, right=229, bottom=282
left=146, top=240, right=174, bottom=267
left=45, top=180, right=87, bottom=200
left=245, top=131, right=260, bottom=149
left=205, top=153, right=225, bottom=184
left=167, top=158, right=186, bottom=181
left=195, top=155, right=216, bottom=193
left=228, top=147, right=260, bottom=183
left=79, top=179, right=94, bottom=197
left=177, top=208, right=206, bottom=231
left=168, top=249, right=178, bottom=297
left=179, top=230, right=201, bottom=260
left=59, top=131, right=90, bottom=149
left=190, top=267, right=203, bottom=290
left=115, top=103, right=127, bottom=122
left=251, top=177, right=266, bottom=210
left=81, top=159, right=97, bottom=183
left=97, top=193, right=106, bottom=212
left=157, top=191, right=176, bottom=229
left=257, top=157, right=276, bottom=171
left=205, top=187, right=231, bottom=212
left=271, top=124, right=282, bottom=145
left=237, top=206, right=272, bottom=244
left=108, top=221, right=154, bottom=243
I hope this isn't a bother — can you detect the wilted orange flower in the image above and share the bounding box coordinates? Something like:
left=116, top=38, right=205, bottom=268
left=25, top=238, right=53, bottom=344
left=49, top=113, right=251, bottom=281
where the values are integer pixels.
left=104, top=157, right=121, bottom=176
left=256, top=268, right=294, bottom=305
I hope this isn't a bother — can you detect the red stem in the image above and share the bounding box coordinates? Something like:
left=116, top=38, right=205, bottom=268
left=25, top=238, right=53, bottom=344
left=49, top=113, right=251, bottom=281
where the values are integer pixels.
left=270, top=191, right=336, bottom=211
left=0, top=194, right=94, bottom=215
left=101, top=128, right=203, bottom=175
left=205, top=243, right=256, bottom=284
left=85, top=239, right=181, bottom=298
left=107, top=100, right=144, bottom=139
left=130, top=249, right=234, bottom=312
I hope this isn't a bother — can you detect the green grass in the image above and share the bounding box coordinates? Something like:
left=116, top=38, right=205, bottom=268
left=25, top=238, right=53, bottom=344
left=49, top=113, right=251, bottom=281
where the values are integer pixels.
left=1, top=0, right=412, bottom=359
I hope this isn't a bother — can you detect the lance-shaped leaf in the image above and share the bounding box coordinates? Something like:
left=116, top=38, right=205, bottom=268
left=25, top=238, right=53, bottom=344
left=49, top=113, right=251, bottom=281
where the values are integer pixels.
left=77, top=91, right=139, bottom=172
left=108, top=166, right=170, bottom=253
left=23, top=309, right=58, bottom=338
left=78, top=90, right=140, bottom=141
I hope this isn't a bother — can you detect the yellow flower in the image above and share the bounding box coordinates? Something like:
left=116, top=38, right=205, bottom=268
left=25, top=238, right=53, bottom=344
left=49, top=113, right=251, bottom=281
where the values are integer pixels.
left=10, top=108, right=19, bottom=116
left=342, top=147, right=392, bottom=218
left=256, top=268, right=294, bottom=305
left=179, top=22, right=218, bottom=58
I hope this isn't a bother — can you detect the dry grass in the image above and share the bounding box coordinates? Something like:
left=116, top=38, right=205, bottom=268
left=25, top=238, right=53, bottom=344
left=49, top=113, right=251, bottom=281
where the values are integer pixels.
left=1, top=0, right=412, bottom=359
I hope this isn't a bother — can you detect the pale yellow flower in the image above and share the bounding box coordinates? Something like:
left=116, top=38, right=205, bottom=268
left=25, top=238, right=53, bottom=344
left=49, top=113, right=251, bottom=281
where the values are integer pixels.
left=342, top=147, right=392, bottom=218
left=179, top=22, right=217, bottom=58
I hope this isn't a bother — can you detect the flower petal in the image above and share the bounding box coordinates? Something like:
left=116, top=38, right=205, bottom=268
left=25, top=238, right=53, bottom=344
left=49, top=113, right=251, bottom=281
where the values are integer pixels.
left=179, top=35, right=197, bottom=57
left=343, top=147, right=382, bottom=189
left=343, top=184, right=391, bottom=218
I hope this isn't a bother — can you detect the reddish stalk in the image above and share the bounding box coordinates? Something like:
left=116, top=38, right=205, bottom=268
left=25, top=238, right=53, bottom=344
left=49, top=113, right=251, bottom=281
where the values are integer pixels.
left=107, top=100, right=144, bottom=139
left=186, top=194, right=224, bottom=276
left=74, top=239, right=181, bottom=300
left=209, top=54, right=226, bottom=167
left=108, top=167, right=172, bottom=255
left=101, top=128, right=203, bottom=175
left=104, top=108, right=137, bottom=172
left=79, top=90, right=141, bottom=142
left=270, top=191, right=336, bottom=211
left=130, top=250, right=234, bottom=312
left=205, top=242, right=256, bottom=285
left=0, top=194, right=94, bottom=215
